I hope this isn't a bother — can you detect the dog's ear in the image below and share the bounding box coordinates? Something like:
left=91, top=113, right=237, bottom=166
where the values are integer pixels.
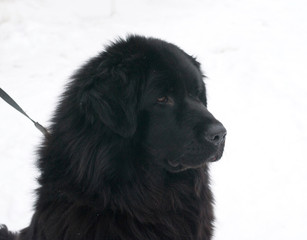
left=78, top=67, right=138, bottom=138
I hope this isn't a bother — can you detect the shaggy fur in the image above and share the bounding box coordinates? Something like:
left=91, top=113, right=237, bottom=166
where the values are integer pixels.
left=1, top=35, right=226, bottom=240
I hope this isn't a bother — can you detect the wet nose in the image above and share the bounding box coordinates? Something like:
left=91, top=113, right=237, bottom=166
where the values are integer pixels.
left=204, top=123, right=227, bottom=145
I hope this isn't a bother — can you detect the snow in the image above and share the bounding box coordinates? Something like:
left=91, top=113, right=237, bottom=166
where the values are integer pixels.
left=0, top=0, right=307, bottom=239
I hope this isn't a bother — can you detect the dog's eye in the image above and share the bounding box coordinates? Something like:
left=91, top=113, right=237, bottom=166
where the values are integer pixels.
left=157, top=96, right=169, bottom=104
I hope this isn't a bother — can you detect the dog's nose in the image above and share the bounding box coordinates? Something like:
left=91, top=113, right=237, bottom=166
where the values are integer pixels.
left=205, top=123, right=227, bottom=145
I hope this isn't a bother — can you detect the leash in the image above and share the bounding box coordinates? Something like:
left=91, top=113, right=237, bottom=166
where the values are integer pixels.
left=0, top=88, right=50, bottom=138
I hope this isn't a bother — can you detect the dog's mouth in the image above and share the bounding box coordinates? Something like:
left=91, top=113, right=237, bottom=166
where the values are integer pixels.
left=166, top=154, right=221, bottom=173
left=165, top=142, right=225, bottom=172
left=166, top=159, right=207, bottom=173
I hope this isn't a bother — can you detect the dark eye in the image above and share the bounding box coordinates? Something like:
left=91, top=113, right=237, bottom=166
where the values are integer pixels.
left=157, top=96, right=169, bottom=104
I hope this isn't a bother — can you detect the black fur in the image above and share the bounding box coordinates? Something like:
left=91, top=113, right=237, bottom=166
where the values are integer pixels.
left=1, top=35, right=226, bottom=240
left=0, top=225, right=15, bottom=240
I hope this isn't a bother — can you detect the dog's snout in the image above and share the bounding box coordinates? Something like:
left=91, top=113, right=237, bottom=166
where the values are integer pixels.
left=204, top=123, right=227, bottom=145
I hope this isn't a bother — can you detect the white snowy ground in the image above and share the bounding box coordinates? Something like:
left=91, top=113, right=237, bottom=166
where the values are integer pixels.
left=0, top=0, right=307, bottom=239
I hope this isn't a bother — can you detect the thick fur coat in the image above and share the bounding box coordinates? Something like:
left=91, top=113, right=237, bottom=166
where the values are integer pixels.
left=0, top=35, right=226, bottom=240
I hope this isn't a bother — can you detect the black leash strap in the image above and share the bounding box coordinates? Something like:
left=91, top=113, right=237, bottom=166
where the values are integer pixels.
left=0, top=88, right=50, bottom=138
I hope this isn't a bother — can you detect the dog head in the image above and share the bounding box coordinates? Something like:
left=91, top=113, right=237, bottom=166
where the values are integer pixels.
left=73, top=35, right=226, bottom=173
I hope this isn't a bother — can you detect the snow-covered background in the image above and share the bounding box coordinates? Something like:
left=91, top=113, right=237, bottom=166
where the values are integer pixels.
left=1, top=0, right=306, bottom=239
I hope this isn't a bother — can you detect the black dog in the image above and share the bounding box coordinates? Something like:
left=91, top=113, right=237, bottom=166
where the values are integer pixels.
left=0, top=35, right=226, bottom=240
